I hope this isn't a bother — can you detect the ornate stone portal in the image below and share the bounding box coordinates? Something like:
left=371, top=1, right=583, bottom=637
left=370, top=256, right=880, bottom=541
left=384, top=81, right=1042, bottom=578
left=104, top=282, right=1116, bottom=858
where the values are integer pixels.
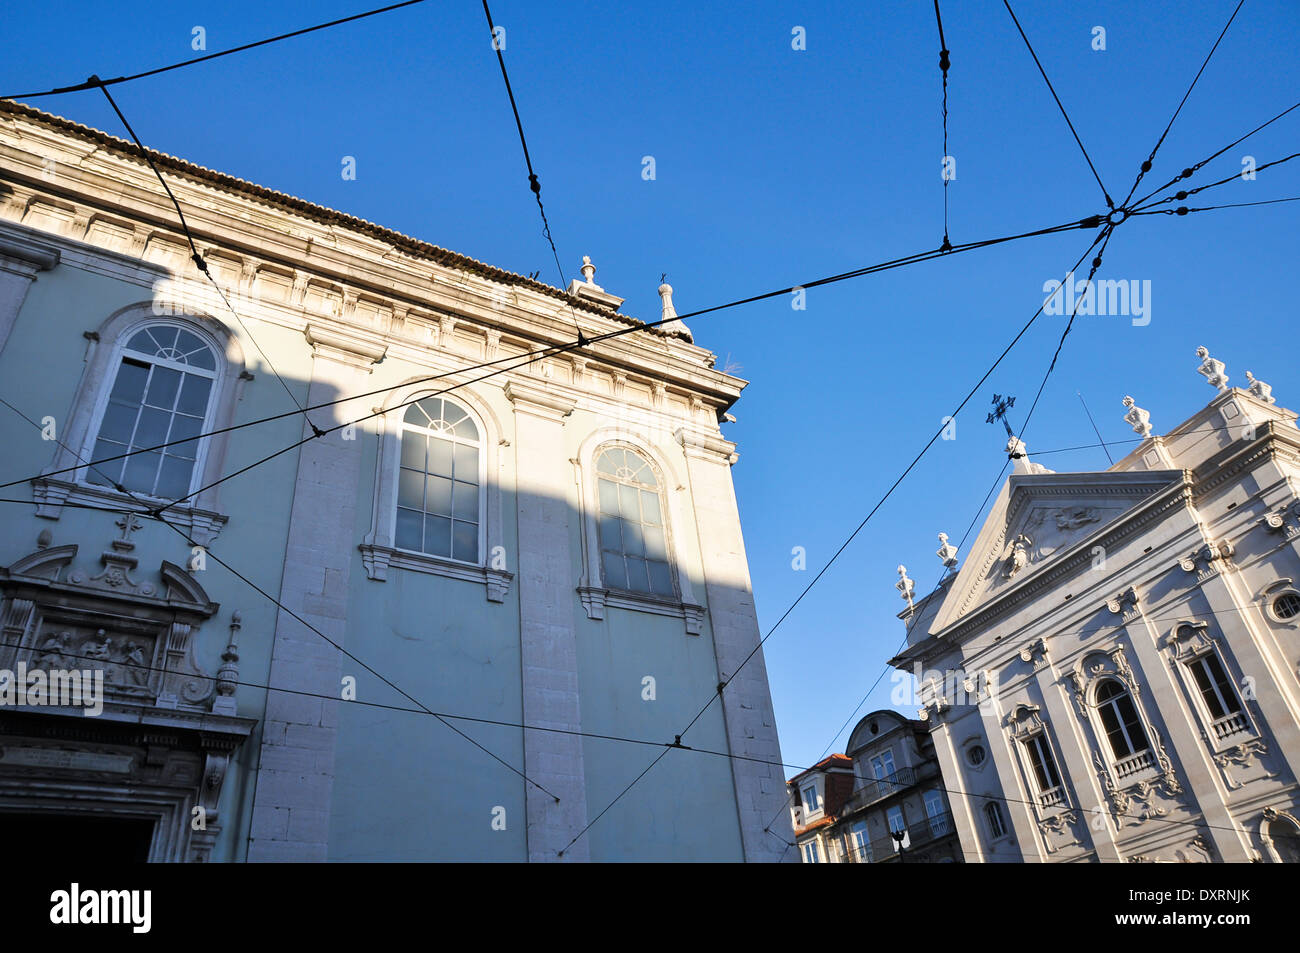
left=0, top=528, right=255, bottom=861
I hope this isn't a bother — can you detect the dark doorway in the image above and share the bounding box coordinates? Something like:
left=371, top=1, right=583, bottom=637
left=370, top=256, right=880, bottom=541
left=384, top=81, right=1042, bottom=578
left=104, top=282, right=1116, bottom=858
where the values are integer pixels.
left=0, top=812, right=155, bottom=862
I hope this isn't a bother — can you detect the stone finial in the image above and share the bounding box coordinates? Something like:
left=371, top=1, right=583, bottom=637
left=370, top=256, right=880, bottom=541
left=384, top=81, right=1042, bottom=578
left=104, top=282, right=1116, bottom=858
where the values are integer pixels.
left=213, top=611, right=242, bottom=715
left=1245, top=371, right=1276, bottom=404
left=580, top=255, right=596, bottom=286
left=896, top=564, right=916, bottom=614
left=657, top=277, right=693, bottom=343
left=1196, top=346, right=1229, bottom=392
left=936, top=532, right=959, bottom=570
left=1122, top=395, right=1153, bottom=437
left=1005, top=435, right=1053, bottom=475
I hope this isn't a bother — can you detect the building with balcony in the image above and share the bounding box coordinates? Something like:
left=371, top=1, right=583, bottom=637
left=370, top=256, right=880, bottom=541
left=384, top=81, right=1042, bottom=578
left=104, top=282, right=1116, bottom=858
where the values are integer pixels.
left=789, top=710, right=962, bottom=863
left=890, top=354, right=1300, bottom=863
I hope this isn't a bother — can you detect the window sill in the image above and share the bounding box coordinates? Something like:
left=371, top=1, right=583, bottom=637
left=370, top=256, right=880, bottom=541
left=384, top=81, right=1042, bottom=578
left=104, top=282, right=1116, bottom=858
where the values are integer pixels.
left=576, top=585, right=704, bottom=635
left=358, top=543, right=513, bottom=602
left=32, top=477, right=228, bottom=546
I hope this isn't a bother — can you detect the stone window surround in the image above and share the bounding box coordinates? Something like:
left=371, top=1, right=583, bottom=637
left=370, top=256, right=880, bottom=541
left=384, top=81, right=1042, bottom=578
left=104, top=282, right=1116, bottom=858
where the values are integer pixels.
left=573, top=428, right=705, bottom=636
left=1070, top=649, right=1170, bottom=791
left=359, top=379, right=513, bottom=602
left=31, top=302, right=244, bottom=547
left=1261, top=580, right=1300, bottom=626
left=1162, top=619, right=1260, bottom=754
left=1005, top=704, right=1070, bottom=814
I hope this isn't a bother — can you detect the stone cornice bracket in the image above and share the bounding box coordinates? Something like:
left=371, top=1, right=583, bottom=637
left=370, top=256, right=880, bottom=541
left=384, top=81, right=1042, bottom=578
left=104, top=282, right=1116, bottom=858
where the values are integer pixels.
left=675, top=427, right=738, bottom=465
left=1178, top=539, right=1234, bottom=578
left=1261, top=500, right=1300, bottom=537
left=0, top=233, right=60, bottom=272
left=304, top=323, right=387, bottom=371
left=1106, top=585, right=1140, bottom=618
left=503, top=379, right=575, bottom=422
left=1018, top=636, right=1050, bottom=670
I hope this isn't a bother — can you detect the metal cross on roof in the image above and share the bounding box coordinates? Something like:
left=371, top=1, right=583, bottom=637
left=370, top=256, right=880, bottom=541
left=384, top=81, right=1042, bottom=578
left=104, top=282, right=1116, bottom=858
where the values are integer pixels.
left=986, top=393, right=1017, bottom=438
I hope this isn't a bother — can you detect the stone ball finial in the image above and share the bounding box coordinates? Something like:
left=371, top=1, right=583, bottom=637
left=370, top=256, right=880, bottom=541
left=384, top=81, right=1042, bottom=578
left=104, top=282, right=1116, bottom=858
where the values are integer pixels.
left=580, top=255, right=596, bottom=285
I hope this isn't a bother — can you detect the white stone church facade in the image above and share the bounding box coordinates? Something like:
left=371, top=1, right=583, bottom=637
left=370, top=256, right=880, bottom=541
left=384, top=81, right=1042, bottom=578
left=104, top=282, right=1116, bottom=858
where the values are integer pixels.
left=892, top=356, right=1300, bottom=862
left=0, top=101, right=791, bottom=861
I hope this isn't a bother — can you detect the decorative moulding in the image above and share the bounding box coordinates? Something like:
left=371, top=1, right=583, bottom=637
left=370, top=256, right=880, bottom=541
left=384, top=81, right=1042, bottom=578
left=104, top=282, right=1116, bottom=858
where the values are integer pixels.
left=304, top=322, right=387, bottom=370
left=29, top=477, right=228, bottom=546
left=576, top=585, right=704, bottom=636
left=502, top=379, right=575, bottom=421
left=357, top=543, right=513, bottom=602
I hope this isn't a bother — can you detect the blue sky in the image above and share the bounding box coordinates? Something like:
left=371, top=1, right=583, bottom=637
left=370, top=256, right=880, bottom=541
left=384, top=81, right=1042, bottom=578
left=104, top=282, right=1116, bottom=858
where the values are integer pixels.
left=6, top=0, right=1297, bottom=774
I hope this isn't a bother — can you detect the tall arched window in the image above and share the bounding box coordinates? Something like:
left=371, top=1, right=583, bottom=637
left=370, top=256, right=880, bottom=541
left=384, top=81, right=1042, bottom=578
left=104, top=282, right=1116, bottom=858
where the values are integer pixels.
left=396, top=396, right=481, bottom=563
left=86, top=323, right=218, bottom=500
left=1095, top=679, right=1150, bottom=760
left=595, top=446, right=673, bottom=597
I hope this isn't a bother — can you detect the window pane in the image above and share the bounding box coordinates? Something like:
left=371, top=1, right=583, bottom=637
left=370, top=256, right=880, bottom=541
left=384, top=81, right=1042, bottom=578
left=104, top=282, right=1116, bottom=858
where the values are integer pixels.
left=640, top=490, right=661, bottom=525
left=599, top=516, right=622, bottom=553
left=625, top=556, right=650, bottom=593
left=397, top=468, right=425, bottom=509
left=427, top=438, right=453, bottom=477
left=88, top=440, right=126, bottom=484
left=453, top=443, right=478, bottom=482
left=123, top=449, right=161, bottom=494
left=134, top=407, right=171, bottom=448
left=176, top=374, right=211, bottom=416
left=406, top=397, right=439, bottom=426
left=597, top=479, right=619, bottom=515
left=643, top=525, right=667, bottom=561
left=400, top=432, right=426, bottom=469
left=452, top=414, right=478, bottom=441
left=622, top=521, right=645, bottom=557
left=618, top=483, right=639, bottom=519
left=1204, top=654, right=1241, bottom=714
left=99, top=401, right=138, bottom=444
left=395, top=507, right=423, bottom=550
left=452, top=481, right=478, bottom=520
left=602, top=550, right=627, bottom=590
left=168, top=414, right=203, bottom=459
left=110, top=358, right=150, bottom=403
left=1098, top=704, right=1130, bottom=758
left=426, top=475, right=453, bottom=516
left=1116, top=696, right=1148, bottom=752
left=631, top=458, right=656, bottom=487
left=424, top=515, right=452, bottom=557
left=1191, top=659, right=1225, bottom=719
left=151, top=325, right=179, bottom=352
left=596, top=449, right=622, bottom=476
left=126, top=330, right=157, bottom=354
left=452, top=521, right=478, bottom=563
left=648, top=560, right=673, bottom=596
left=145, top=366, right=182, bottom=408
left=156, top=455, right=194, bottom=499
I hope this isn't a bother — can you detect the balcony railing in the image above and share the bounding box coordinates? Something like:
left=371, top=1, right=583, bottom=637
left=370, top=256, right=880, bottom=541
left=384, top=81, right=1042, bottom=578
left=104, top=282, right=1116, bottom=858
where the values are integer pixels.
left=1114, top=749, right=1154, bottom=781
left=849, top=766, right=919, bottom=809
left=1212, top=711, right=1249, bottom=741
left=1039, top=786, right=1065, bottom=809
left=866, top=812, right=955, bottom=858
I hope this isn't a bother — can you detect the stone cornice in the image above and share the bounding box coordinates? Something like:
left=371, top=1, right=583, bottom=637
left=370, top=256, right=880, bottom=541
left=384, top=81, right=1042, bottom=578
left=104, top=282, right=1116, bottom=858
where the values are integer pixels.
left=304, top=322, right=387, bottom=370
left=1189, top=421, right=1300, bottom=501
left=0, top=230, right=58, bottom=270
left=503, top=380, right=576, bottom=421
left=675, top=427, right=738, bottom=464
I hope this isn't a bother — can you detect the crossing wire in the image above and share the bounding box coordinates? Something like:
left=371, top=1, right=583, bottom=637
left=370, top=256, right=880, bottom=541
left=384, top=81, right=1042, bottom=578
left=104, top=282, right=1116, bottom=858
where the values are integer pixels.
left=0, top=1, right=429, bottom=102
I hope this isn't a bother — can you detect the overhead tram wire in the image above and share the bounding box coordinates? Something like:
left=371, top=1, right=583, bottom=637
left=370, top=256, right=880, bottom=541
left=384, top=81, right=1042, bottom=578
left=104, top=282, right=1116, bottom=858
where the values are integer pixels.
left=480, top=0, right=587, bottom=344
left=1133, top=195, right=1300, bottom=217
left=0, top=398, right=560, bottom=801
left=934, top=0, right=953, bottom=251
left=92, top=80, right=325, bottom=438
left=0, top=0, right=429, bottom=102
left=557, top=227, right=1113, bottom=857
left=1002, top=0, right=1113, bottom=209
left=1118, top=0, right=1247, bottom=209
left=1130, top=150, right=1300, bottom=213
left=0, top=213, right=1103, bottom=505
left=1127, top=99, right=1300, bottom=211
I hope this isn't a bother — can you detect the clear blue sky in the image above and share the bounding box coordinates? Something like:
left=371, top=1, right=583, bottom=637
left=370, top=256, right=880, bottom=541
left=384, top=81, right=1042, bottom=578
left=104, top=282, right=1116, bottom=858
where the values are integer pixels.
left=6, top=0, right=1297, bottom=774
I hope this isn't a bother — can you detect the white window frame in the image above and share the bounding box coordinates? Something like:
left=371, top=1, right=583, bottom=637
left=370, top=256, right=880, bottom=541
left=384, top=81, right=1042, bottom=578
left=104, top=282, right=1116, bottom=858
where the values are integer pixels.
left=573, top=429, right=704, bottom=635
left=848, top=819, right=870, bottom=862
left=360, top=382, right=512, bottom=602
left=924, top=790, right=949, bottom=836
left=801, top=839, right=820, bottom=864
left=32, top=303, right=245, bottom=545
left=886, top=805, right=909, bottom=850
left=985, top=801, right=1008, bottom=840
left=871, top=749, right=897, bottom=790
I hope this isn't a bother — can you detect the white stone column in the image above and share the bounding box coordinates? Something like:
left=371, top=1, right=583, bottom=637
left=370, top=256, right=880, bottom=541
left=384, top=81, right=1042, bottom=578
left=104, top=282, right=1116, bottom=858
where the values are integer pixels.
left=979, top=690, right=1047, bottom=862
left=247, top=326, right=384, bottom=861
left=676, top=427, right=792, bottom=861
left=920, top=708, right=985, bottom=861
left=504, top=380, right=590, bottom=862
left=0, top=236, right=59, bottom=356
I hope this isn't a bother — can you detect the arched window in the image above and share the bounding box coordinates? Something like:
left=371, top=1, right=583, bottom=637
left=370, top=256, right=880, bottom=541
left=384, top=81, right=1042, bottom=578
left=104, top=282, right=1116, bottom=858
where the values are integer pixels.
left=984, top=801, right=1007, bottom=839
left=86, top=323, right=218, bottom=500
left=1095, top=679, right=1150, bottom=760
left=594, top=446, right=673, bottom=596
left=395, top=396, right=481, bottom=563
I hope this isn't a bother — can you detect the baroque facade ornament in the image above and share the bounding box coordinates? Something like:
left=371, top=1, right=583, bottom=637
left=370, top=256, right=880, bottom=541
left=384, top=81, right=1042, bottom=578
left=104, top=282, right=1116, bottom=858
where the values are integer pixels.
left=1245, top=371, right=1275, bottom=404
left=936, top=532, right=959, bottom=571
left=1195, top=345, right=1229, bottom=392
left=1178, top=539, right=1234, bottom=577
left=1121, top=395, right=1153, bottom=437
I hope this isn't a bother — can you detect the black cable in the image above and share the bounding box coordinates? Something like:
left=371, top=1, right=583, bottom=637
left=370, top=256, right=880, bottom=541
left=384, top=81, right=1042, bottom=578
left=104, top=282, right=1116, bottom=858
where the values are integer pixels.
left=934, top=0, right=953, bottom=251
left=0, top=1, right=428, bottom=102
left=1119, top=0, right=1246, bottom=208
left=1132, top=195, right=1300, bottom=216
left=1132, top=151, right=1300, bottom=212
left=479, top=0, right=586, bottom=343
left=92, top=80, right=323, bottom=437
left=1002, top=0, right=1113, bottom=208
left=1128, top=100, right=1300, bottom=210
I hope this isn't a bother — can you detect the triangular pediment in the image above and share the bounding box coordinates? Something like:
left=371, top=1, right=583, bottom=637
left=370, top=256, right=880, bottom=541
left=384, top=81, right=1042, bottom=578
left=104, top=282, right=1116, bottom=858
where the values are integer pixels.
left=929, top=469, right=1185, bottom=633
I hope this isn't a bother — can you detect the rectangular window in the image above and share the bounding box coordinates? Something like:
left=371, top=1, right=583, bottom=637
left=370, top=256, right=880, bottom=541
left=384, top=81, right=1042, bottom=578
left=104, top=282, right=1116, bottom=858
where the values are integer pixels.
left=1024, top=733, right=1062, bottom=792
left=801, top=784, right=820, bottom=815
left=1189, top=653, right=1242, bottom=721
left=924, top=790, right=949, bottom=836
left=871, top=750, right=897, bottom=791
left=886, top=805, right=909, bottom=850
left=801, top=840, right=820, bottom=864
left=985, top=802, right=1007, bottom=839
left=849, top=820, right=870, bottom=862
